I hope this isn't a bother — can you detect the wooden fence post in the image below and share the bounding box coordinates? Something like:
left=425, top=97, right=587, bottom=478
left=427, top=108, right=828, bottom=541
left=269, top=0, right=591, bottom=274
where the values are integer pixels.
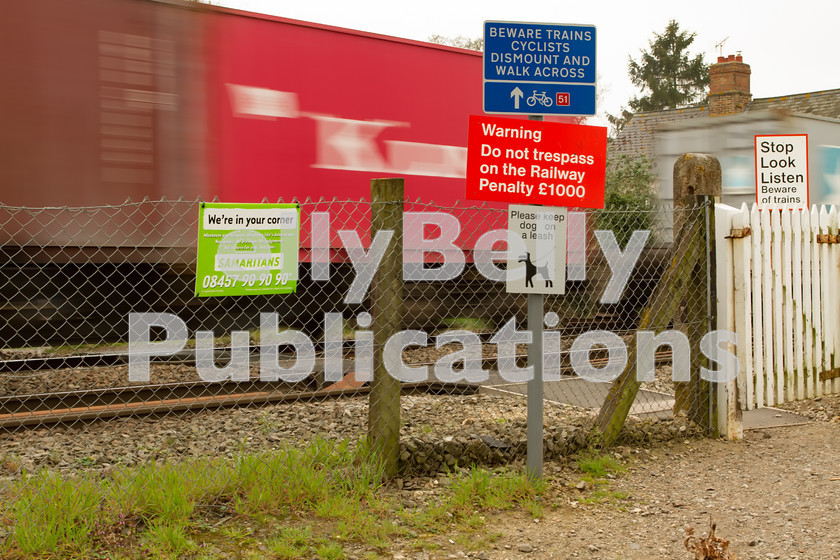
left=673, top=155, right=721, bottom=432
left=368, top=178, right=404, bottom=477
left=596, top=154, right=723, bottom=444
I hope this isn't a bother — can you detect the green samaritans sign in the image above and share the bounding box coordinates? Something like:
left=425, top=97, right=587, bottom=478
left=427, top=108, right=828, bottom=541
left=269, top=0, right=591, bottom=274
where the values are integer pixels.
left=195, top=203, right=300, bottom=297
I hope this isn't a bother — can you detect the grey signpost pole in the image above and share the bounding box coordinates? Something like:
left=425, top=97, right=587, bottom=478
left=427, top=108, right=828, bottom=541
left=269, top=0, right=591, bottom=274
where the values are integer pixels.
left=526, top=292, right=544, bottom=480
left=526, top=115, right=544, bottom=481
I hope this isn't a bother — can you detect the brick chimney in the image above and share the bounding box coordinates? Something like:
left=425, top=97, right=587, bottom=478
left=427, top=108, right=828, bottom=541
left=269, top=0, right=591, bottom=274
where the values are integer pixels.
left=708, top=53, right=751, bottom=116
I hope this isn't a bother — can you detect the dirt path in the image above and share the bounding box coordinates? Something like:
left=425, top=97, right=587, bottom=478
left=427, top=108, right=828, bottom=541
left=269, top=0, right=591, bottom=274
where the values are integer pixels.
left=426, top=417, right=839, bottom=560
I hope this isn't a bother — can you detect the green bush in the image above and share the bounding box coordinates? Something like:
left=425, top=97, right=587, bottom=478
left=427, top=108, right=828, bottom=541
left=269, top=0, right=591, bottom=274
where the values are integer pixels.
left=596, top=155, right=656, bottom=247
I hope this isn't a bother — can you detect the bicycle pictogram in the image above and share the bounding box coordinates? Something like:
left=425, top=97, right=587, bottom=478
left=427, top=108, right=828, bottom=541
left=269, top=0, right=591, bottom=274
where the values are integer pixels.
left=526, top=90, right=553, bottom=108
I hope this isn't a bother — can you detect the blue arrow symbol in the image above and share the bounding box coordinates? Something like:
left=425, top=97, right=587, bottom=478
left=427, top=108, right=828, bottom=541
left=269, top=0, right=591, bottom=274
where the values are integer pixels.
left=511, top=87, right=524, bottom=109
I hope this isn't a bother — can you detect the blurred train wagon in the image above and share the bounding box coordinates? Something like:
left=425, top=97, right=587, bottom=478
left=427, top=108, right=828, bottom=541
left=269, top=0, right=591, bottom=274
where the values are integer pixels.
left=0, top=0, right=499, bottom=215
left=0, top=0, right=551, bottom=346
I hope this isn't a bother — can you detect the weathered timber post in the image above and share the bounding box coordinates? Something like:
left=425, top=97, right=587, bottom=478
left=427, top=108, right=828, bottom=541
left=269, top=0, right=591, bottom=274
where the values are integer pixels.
left=596, top=154, right=721, bottom=445
left=672, top=154, right=721, bottom=433
left=368, top=178, right=404, bottom=477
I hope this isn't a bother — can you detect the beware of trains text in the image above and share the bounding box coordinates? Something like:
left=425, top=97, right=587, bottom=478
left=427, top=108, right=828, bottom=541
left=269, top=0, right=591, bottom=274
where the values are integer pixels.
left=755, top=134, right=809, bottom=210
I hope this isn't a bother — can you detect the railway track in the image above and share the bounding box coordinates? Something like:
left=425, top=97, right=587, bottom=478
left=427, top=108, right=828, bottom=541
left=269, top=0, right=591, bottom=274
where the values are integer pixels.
left=0, top=315, right=633, bottom=374
left=0, top=347, right=674, bottom=430
left=0, top=377, right=478, bottom=430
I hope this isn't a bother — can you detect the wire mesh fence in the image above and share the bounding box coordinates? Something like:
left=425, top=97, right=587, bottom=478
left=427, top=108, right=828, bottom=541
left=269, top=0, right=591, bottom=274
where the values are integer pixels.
left=0, top=195, right=716, bottom=553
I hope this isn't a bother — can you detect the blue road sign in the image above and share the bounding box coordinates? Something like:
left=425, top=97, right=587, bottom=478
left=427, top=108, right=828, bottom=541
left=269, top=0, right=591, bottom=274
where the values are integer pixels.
left=483, top=21, right=596, bottom=116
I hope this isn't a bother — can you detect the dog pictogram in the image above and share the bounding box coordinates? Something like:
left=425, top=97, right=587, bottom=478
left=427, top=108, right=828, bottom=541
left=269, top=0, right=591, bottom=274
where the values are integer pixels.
left=518, top=252, right=552, bottom=288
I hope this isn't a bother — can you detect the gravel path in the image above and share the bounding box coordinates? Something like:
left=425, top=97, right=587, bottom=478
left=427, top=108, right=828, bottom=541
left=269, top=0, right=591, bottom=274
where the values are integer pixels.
left=401, top=394, right=840, bottom=560
left=475, top=422, right=840, bottom=560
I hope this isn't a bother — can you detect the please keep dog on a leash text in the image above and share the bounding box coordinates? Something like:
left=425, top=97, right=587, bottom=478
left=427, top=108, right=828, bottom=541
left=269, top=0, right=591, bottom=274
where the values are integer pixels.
left=506, top=204, right=567, bottom=295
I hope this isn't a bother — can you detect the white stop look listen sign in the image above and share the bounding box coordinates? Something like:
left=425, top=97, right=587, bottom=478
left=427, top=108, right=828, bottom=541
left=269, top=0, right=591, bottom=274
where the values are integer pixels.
left=755, top=134, right=809, bottom=210
left=506, top=204, right=567, bottom=295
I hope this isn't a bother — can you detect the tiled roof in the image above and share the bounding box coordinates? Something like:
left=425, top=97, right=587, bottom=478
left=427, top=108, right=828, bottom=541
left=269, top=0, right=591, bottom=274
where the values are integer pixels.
left=611, top=88, right=840, bottom=159
left=748, top=88, right=840, bottom=118
left=609, top=105, right=707, bottom=159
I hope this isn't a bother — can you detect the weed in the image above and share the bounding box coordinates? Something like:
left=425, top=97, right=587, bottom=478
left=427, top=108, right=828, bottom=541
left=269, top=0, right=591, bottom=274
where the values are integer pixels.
left=453, top=526, right=504, bottom=552
left=486, top=530, right=504, bottom=543
left=315, top=541, right=347, bottom=560
left=313, top=494, right=359, bottom=520
left=87, top=512, right=138, bottom=552
left=684, top=518, right=737, bottom=559
left=368, top=515, right=402, bottom=546
left=461, top=511, right=486, bottom=530
left=110, top=461, right=205, bottom=525
left=8, top=470, right=104, bottom=556
left=269, top=538, right=309, bottom=560
left=267, top=525, right=314, bottom=559
left=275, top=525, right=313, bottom=547
left=410, top=538, right=443, bottom=551
left=257, top=411, right=277, bottom=434
left=1, top=454, right=22, bottom=474
left=579, top=489, right=630, bottom=505
left=405, top=466, right=545, bottom=534
left=145, top=520, right=197, bottom=558
left=524, top=498, right=544, bottom=518
left=576, top=450, right=624, bottom=478
left=403, top=500, right=452, bottom=532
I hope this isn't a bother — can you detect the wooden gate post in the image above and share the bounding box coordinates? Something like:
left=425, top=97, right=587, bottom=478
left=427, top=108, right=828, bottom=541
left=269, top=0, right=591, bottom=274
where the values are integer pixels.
left=368, top=178, right=404, bottom=477
left=597, top=154, right=727, bottom=444
left=672, top=154, right=721, bottom=433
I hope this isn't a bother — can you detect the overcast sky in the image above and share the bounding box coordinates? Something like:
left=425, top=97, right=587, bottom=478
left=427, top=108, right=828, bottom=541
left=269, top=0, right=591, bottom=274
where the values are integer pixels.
left=214, top=0, right=839, bottom=126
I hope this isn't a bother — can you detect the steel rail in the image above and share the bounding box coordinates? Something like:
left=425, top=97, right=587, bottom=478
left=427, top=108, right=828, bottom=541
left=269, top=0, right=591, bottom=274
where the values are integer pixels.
left=0, top=379, right=477, bottom=430
left=0, top=315, right=632, bottom=374
left=0, top=348, right=673, bottom=430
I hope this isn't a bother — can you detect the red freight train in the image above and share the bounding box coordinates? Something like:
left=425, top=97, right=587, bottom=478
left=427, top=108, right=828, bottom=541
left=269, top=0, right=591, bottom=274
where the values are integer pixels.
left=1, top=0, right=547, bottom=346
left=0, top=0, right=490, bottom=208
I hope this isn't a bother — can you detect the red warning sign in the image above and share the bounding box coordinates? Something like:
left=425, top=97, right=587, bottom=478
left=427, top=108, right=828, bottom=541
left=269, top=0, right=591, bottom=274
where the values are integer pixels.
left=466, top=115, right=607, bottom=208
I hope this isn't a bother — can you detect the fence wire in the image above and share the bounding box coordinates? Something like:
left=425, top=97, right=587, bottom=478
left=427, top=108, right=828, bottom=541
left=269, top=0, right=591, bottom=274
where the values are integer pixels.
left=0, top=197, right=715, bottom=553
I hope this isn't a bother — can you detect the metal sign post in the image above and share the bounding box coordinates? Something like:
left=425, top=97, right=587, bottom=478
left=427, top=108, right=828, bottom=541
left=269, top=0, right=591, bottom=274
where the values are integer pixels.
left=526, top=115, right=543, bottom=480
left=526, top=291, right=544, bottom=479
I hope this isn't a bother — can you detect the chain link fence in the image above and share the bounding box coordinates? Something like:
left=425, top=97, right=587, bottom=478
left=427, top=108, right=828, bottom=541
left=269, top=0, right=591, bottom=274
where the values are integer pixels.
left=0, top=194, right=715, bottom=554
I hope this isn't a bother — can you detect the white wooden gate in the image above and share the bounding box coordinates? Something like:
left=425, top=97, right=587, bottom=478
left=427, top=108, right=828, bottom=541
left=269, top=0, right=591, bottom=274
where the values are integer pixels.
left=718, top=204, right=840, bottom=410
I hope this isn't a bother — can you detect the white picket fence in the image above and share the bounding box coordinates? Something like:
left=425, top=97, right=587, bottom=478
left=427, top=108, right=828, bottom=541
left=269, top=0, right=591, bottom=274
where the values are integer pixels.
left=717, top=204, right=840, bottom=410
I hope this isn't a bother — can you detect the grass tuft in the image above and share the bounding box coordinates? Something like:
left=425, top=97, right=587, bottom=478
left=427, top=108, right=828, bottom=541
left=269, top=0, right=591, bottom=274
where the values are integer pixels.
left=576, top=450, right=624, bottom=478
left=7, top=471, right=104, bottom=556
left=0, top=437, right=384, bottom=559
left=0, top=439, right=548, bottom=559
